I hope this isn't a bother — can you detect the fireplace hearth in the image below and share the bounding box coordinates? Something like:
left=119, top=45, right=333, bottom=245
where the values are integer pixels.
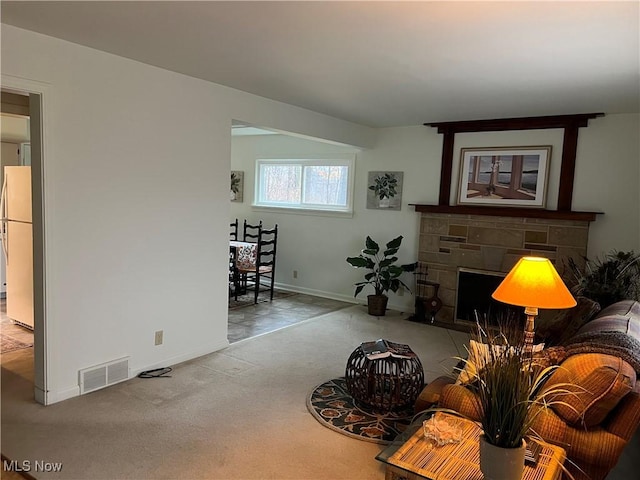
left=414, top=208, right=595, bottom=328
left=455, top=268, right=507, bottom=325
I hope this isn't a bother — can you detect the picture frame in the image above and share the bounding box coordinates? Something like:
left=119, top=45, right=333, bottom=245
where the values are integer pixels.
left=366, top=171, right=403, bottom=210
left=457, top=146, right=551, bottom=208
left=230, top=171, right=244, bottom=202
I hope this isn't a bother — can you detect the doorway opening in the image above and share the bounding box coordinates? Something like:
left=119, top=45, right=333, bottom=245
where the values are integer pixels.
left=0, top=84, right=46, bottom=405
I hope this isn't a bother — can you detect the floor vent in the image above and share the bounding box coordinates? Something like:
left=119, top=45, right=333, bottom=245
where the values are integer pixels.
left=79, top=356, right=130, bottom=394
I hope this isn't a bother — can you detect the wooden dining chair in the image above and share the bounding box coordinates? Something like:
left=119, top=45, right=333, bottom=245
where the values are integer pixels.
left=238, top=224, right=278, bottom=303
left=230, top=218, right=239, bottom=241
left=242, top=219, right=262, bottom=242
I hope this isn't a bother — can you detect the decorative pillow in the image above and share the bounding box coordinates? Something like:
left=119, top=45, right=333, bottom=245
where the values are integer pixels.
left=542, top=353, right=636, bottom=428
left=535, top=296, right=601, bottom=346
left=455, top=339, right=544, bottom=385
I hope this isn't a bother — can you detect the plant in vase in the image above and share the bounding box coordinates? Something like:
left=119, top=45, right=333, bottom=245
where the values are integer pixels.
left=567, top=250, right=640, bottom=307
left=461, top=324, right=577, bottom=480
left=346, top=235, right=417, bottom=316
left=369, top=173, right=398, bottom=208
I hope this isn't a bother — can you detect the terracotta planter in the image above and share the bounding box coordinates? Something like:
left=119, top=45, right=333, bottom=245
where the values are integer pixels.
left=479, top=435, right=526, bottom=480
left=367, top=294, right=388, bottom=316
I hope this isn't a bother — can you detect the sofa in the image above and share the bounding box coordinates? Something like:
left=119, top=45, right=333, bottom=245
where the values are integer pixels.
left=415, top=299, right=640, bottom=480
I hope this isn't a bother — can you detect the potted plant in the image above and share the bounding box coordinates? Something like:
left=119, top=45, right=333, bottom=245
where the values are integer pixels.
left=462, top=324, right=575, bottom=480
left=369, top=173, right=398, bottom=208
left=567, top=250, right=640, bottom=307
left=346, top=235, right=417, bottom=316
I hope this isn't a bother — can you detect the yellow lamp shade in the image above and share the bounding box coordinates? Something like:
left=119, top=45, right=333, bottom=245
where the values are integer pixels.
left=492, top=257, right=577, bottom=309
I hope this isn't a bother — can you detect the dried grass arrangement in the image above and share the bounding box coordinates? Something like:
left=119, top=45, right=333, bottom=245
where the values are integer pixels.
left=463, top=322, right=577, bottom=450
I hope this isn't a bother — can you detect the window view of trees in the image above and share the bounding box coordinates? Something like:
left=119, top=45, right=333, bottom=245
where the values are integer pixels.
left=260, top=164, right=301, bottom=203
left=302, top=166, right=348, bottom=206
left=256, top=159, right=352, bottom=212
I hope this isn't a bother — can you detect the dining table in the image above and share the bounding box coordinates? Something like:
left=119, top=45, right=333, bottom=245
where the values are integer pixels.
left=229, top=240, right=258, bottom=269
left=229, top=240, right=258, bottom=298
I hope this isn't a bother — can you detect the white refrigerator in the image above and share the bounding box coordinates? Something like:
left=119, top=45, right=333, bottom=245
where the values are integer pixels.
left=1, top=166, right=33, bottom=329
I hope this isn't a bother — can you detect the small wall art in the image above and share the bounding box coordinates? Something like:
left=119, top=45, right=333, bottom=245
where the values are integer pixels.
left=367, top=171, right=403, bottom=210
left=457, top=146, right=551, bottom=208
left=230, top=171, right=244, bottom=202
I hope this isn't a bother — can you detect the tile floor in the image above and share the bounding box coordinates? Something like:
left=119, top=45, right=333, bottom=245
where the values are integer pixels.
left=227, top=290, right=353, bottom=343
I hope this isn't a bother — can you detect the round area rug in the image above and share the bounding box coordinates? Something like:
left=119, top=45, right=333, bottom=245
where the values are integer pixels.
left=306, top=377, right=414, bottom=444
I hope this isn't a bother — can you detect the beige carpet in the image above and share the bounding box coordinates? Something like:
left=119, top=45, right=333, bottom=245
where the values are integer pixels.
left=1, top=306, right=470, bottom=480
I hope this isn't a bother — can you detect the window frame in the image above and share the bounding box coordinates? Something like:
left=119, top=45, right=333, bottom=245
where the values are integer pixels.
left=253, top=155, right=355, bottom=216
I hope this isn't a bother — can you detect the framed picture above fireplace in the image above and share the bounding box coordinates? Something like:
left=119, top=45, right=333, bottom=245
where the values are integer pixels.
left=457, top=146, right=551, bottom=208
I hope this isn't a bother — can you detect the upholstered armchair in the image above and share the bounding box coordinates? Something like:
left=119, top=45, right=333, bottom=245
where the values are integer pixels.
left=417, top=352, right=640, bottom=480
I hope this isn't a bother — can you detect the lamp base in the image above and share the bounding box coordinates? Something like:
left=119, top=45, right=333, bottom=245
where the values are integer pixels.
left=523, top=306, right=539, bottom=355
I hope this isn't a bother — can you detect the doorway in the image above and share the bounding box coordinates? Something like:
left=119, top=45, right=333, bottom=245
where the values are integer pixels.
left=0, top=82, right=46, bottom=405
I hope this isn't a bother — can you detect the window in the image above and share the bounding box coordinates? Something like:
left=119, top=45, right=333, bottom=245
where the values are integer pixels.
left=255, top=157, right=354, bottom=213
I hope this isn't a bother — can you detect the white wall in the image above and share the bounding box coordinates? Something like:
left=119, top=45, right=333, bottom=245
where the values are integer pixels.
left=572, top=114, right=640, bottom=254
left=231, top=127, right=443, bottom=311
left=3, top=23, right=637, bottom=403
left=1, top=25, right=374, bottom=403
left=232, top=115, right=639, bottom=310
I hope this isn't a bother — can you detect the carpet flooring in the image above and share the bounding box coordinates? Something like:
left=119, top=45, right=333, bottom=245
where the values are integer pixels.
left=3, top=302, right=640, bottom=479
left=1, top=305, right=470, bottom=479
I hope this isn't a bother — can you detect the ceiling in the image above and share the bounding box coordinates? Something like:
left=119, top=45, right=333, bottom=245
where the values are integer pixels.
left=2, top=1, right=638, bottom=128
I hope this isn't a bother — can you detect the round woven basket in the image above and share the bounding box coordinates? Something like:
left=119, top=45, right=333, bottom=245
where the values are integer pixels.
left=345, top=343, right=424, bottom=412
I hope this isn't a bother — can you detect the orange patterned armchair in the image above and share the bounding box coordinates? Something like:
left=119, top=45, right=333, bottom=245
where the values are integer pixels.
left=415, top=300, right=640, bottom=480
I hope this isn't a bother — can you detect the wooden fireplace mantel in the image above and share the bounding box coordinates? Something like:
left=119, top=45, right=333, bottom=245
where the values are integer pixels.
left=424, top=113, right=604, bottom=211
left=410, top=204, right=601, bottom=222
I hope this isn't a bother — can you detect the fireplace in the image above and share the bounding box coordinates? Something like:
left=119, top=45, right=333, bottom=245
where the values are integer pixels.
left=455, top=268, right=506, bottom=324
left=414, top=207, right=595, bottom=328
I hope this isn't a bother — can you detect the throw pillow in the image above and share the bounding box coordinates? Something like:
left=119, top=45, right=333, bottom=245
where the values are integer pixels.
left=542, top=353, right=636, bottom=428
left=535, top=296, right=601, bottom=346
left=455, top=339, right=544, bottom=385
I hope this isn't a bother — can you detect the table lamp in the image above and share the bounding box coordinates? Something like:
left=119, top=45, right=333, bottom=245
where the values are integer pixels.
left=492, top=256, right=577, bottom=353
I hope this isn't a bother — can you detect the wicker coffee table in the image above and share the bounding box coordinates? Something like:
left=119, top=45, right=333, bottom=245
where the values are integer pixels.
left=345, top=340, right=424, bottom=411
left=376, top=412, right=566, bottom=480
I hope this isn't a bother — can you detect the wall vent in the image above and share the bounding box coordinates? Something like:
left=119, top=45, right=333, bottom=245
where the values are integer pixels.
left=78, top=356, right=130, bottom=394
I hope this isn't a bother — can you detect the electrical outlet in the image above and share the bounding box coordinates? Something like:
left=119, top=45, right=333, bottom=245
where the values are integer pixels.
left=293, top=270, right=298, bottom=279
left=154, top=330, right=163, bottom=346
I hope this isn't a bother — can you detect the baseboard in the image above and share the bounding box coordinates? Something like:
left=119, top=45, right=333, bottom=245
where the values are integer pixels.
left=274, top=282, right=414, bottom=315
left=130, top=338, right=230, bottom=378
left=45, top=339, right=230, bottom=405
left=274, top=282, right=357, bottom=305
left=46, top=385, right=80, bottom=404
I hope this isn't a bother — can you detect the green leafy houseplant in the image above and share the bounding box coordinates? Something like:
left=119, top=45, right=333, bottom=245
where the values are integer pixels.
left=567, top=250, right=640, bottom=307
left=346, top=235, right=417, bottom=315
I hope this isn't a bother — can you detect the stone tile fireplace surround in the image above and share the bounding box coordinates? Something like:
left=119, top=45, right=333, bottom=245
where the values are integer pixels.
left=417, top=209, right=594, bottom=327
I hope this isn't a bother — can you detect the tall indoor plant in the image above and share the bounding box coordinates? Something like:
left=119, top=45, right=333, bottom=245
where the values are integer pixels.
left=567, top=250, right=640, bottom=307
left=463, top=324, right=575, bottom=480
left=346, top=235, right=417, bottom=316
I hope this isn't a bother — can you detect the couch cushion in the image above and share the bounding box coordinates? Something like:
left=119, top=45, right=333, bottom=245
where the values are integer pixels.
left=455, top=339, right=544, bottom=385
left=576, top=300, right=640, bottom=341
left=536, top=296, right=601, bottom=346
left=543, top=353, right=636, bottom=428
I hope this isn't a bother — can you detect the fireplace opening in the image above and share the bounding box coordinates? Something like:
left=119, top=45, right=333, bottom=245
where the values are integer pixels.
left=455, top=268, right=516, bottom=326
